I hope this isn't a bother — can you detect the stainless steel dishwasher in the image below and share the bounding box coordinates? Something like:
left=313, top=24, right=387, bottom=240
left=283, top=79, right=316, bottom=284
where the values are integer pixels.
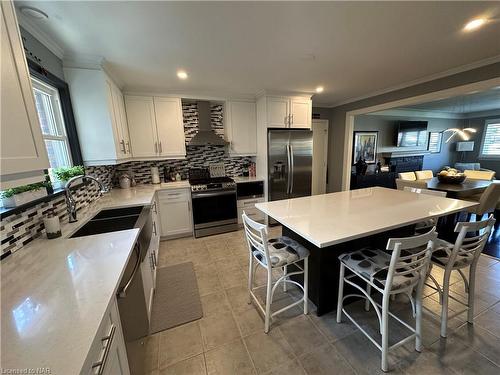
left=116, top=206, right=152, bottom=342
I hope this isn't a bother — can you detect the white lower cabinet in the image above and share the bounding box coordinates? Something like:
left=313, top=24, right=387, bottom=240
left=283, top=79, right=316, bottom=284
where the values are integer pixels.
left=83, top=298, right=130, bottom=375
left=158, top=188, right=193, bottom=238
left=141, top=196, right=159, bottom=319
left=237, top=197, right=265, bottom=224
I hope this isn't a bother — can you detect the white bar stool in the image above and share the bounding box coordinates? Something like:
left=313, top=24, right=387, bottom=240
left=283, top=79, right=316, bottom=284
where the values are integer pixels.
left=242, top=212, right=309, bottom=333
left=426, top=215, right=496, bottom=337
left=336, top=228, right=437, bottom=372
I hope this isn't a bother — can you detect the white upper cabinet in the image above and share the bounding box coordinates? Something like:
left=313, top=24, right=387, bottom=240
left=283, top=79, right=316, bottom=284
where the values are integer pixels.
left=64, top=67, right=130, bottom=165
left=289, top=97, right=312, bottom=129
left=226, top=100, right=257, bottom=155
left=154, top=97, right=186, bottom=158
left=124, top=95, right=186, bottom=160
left=266, top=97, right=289, bottom=128
left=259, top=95, right=312, bottom=129
left=0, top=0, right=49, bottom=188
left=124, top=96, right=157, bottom=158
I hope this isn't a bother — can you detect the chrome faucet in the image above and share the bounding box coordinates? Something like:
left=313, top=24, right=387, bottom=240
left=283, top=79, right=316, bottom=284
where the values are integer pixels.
left=65, top=175, right=109, bottom=223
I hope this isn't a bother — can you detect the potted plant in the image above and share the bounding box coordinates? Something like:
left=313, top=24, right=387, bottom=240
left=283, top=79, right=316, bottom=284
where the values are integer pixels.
left=1, top=182, right=48, bottom=208
left=52, top=165, right=85, bottom=189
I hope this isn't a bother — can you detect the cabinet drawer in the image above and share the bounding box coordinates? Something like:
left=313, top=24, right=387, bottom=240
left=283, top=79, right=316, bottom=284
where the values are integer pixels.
left=237, top=197, right=264, bottom=209
left=237, top=206, right=264, bottom=224
left=158, top=188, right=190, bottom=202
left=84, top=304, right=115, bottom=374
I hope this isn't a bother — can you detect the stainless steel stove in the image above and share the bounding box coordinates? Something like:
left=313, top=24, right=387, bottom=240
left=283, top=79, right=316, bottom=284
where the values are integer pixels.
left=189, top=168, right=238, bottom=237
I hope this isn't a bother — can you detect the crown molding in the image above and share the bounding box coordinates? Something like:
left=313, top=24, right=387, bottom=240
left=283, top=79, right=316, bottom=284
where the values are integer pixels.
left=123, top=89, right=256, bottom=102
left=462, top=108, right=500, bottom=119
left=16, top=11, right=64, bottom=59
left=328, top=54, right=500, bottom=108
left=255, top=89, right=313, bottom=99
left=368, top=108, right=464, bottom=120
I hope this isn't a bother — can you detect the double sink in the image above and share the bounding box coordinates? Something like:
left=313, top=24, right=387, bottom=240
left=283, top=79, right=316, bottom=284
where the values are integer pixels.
left=69, top=206, right=145, bottom=238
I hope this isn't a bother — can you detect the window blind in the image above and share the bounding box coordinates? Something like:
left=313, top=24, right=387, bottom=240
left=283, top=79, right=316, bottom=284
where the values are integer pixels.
left=481, top=122, right=500, bottom=156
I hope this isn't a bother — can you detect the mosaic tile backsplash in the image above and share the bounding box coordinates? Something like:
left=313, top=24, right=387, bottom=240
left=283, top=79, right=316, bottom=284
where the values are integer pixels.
left=1, top=101, right=254, bottom=257
left=1, top=182, right=101, bottom=257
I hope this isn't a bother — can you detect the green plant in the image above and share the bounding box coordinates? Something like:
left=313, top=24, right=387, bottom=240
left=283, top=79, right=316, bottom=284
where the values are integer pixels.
left=53, top=165, right=84, bottom=181
left=1, top=182, right=46, bottom=198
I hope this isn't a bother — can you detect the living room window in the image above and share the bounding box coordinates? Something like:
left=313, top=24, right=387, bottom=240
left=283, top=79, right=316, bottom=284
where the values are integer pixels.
left=480, top=119, right=500, bottom=158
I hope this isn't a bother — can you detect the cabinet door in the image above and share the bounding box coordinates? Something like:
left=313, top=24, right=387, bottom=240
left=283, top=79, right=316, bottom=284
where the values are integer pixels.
left=140, top=244, right=154, bottom=320
left=154, top=97, right=186, bottom=158
left=124, top=96, right=158, bottom=158
left=101, top=334, right=130, bottom=375
left=0, top=1, right=49, bottom=182
left=227, top=101, right=257, bottom=155
left=106, top=80, right=126, bottom=157
left=266, top=97, right=289, bottom=128
left=289, top=98, right=311, bottom=129
left=159, top=190, right=192, bottom=237
left=116, top=91, right=131, bottom=155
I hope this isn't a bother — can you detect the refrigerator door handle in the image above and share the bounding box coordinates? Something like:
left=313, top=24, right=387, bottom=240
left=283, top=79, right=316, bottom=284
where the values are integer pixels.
left=289, top=144, right=294, bottom=194
left=286, top=144, right=292, bottom=195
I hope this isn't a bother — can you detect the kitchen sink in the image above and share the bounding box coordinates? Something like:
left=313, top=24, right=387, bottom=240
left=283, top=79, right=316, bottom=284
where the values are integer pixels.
left=91, top=206, right=144, bottom=220
left=69, top=206, right=145, bottom=238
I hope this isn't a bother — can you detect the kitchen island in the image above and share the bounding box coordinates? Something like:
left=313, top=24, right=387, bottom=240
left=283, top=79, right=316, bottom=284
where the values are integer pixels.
left=255, top=187, right=478, bottom=315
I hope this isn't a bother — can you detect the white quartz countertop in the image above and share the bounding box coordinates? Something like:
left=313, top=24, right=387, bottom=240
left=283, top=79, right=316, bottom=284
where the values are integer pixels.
left=255, top=187, right=478, bottom=248
left=0, top=185, right=168, bottom=374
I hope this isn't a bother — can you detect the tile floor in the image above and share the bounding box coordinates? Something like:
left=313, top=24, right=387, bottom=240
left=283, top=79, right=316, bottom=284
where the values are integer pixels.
left=138, top=227, right=500, bottom=375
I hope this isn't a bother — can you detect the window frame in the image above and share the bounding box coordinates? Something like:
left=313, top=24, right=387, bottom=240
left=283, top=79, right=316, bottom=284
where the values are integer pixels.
left=479, top=118, right=500, bottom=160
left=31, top=77, right=73, bottom=169
left=27, top=59, right=83, bottom=166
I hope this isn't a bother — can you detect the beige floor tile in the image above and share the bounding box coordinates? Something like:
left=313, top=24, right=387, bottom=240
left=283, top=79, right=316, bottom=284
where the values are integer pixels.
left=491, top=301, right=500, bottom=314
left=218, top=266, right=247, bottom=289
left=234, top=307, right=265, bottom=337
left=244, top=329, right=295, bottom=374
left=309, top=311, right=359, bottom=343
left=215, top=258, right=241, bottom=272
left=200, top=291, right=231, bottom=317
left=226, top=285, right=253, bottom=312
left=261, top=359, right=305, bottom=375
left=431, top=334, right=500, bottom=375
left=474, top=309, right=500, bottom=338
left=299, top=344, right=356, bottom=375
left=205, top=339, right=256, bottom=375
left=451, top=323, right=500, bottom=366
left=196, top=270, right=223, bottom=297
left=159, top=321, right=203, bottom=369
left=278, top=315, right=328, bottom=356
left=160, top=354, right=206, bottom=375
left=199, top=311, right=241, bottom=351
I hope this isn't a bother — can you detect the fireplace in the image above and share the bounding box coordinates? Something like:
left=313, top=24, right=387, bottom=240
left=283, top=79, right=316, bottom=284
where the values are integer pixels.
left=384, top=155, right=424, bottom=173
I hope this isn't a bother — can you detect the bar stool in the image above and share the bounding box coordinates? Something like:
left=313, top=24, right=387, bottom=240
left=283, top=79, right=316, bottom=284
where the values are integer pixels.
left=336, top=228, right=437, bottom=372
left=242, top=212, right=309, bottom=333
left=426, top=215, right=496, bottom=337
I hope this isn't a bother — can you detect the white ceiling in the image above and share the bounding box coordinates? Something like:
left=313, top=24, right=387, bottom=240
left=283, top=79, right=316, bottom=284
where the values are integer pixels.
left=403, top=86, right=500, bottom=113
left=15, top=1, right=500, bottom=106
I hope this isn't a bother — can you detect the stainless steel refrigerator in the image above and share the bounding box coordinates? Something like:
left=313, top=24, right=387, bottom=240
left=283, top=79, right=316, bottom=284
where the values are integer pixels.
left=268, top=129, right=313, bottom=202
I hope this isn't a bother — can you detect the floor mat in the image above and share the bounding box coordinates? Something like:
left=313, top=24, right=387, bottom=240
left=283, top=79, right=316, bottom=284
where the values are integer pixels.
left=149, top=262, right=203, bottom=334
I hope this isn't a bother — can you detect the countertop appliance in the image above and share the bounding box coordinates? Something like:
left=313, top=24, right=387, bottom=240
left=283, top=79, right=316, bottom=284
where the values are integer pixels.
left=189, top=168, right=238, bottom=237
left=268, top=129, right=313, bottom=202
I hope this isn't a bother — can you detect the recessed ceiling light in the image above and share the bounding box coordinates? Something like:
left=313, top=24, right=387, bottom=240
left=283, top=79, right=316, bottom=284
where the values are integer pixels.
left=20, top=6, right=49, bottom=20
left=464, top=18, right=487, bottom=31
left=177, top=71, right=188, bottom=80
left=315, top=86, right=324, bottom=93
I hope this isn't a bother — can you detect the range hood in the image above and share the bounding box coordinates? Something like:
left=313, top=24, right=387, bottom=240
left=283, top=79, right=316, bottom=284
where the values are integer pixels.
left=188, top=101, right=227, bottom=146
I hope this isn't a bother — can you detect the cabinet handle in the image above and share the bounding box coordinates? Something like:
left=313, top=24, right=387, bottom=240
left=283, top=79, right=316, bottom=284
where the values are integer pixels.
left=126, top=141, right=131, bottom=154
left=150, top=252, right=154, bottom=270
left=159, top=141, right=163, bottom=153
left=92, top=325, right=116, bottom=375
left=290, top=114, right=293, bottom=125
left=152, top=250, right=157, bottom=268
left=153, top=201, right=157, bottom=214
left=120, top=140, right=126, bottom=153
left=153, top=221, right=157, bottom=236
left=154, top=142, right=158, bottom=153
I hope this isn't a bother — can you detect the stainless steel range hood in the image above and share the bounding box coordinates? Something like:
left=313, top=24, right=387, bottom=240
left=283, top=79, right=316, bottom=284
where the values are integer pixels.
left=188, top=101, right=227, bottom=146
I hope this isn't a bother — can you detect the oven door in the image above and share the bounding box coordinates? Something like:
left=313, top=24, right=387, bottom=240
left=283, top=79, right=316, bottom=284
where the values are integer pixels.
left=191, top=189, right=238, bottom=235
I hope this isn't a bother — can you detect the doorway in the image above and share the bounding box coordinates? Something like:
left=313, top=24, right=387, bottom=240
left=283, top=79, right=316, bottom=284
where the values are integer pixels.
left=312, top=119, right=329, bottom=195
